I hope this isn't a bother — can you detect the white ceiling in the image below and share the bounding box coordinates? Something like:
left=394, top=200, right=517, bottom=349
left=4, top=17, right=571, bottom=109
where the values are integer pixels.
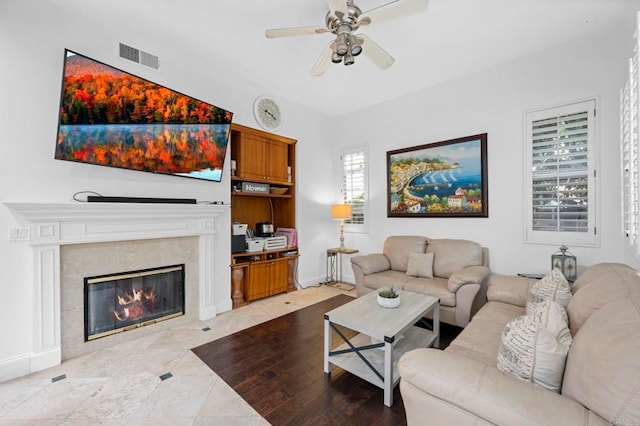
left=51, top=0, right=640, bottom=116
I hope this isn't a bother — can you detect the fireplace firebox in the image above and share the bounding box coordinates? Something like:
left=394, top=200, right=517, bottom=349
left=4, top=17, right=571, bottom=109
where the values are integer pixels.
left=84, top=264, right=185, bottom=341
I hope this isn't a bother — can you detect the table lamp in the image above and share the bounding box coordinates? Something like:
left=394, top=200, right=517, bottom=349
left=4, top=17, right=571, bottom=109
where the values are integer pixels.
left=331, top=204, right=352, bottom=250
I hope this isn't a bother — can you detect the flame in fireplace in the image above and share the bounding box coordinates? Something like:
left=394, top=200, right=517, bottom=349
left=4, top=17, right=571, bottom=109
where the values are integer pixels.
left=113, top=287, right=156, bottom=321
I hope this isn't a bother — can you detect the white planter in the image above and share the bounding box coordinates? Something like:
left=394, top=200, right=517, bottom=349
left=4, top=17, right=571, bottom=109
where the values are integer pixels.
left=377, top=294, right=400, bottom=308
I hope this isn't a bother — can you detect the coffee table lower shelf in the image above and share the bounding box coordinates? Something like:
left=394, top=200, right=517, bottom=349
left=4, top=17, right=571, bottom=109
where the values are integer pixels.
left=327, top=326, right=437, bottom=392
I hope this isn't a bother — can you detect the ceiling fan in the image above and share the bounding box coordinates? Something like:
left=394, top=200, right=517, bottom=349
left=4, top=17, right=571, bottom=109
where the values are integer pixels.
left=265, top=0, right=428, bottom=76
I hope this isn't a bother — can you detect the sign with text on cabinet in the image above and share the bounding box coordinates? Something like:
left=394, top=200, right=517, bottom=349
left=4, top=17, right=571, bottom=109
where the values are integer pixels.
left=241, top=182, right=270, bottom=193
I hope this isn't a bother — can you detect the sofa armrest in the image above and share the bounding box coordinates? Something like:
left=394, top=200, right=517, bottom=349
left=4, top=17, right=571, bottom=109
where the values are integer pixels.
left=487, top=274, right=537, bottom=307
left=350, top=253, right=391, bottom=275
left=399, top=349, right=588, bottom=425
left=447, top=265, right=489, bottom=292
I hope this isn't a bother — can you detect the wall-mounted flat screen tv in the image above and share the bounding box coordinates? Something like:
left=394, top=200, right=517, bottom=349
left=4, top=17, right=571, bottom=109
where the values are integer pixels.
left=55, top=49, right=233, bottom=182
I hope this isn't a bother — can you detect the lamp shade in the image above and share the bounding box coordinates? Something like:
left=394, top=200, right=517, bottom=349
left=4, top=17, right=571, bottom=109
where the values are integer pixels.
left=331, top=204, right=352, bottom=220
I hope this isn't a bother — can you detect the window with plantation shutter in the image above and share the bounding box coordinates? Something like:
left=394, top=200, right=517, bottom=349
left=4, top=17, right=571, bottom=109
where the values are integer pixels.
left=621, top=16, right=640, bottom=257
left=341, top=146, right=367, bottom=232
left=525, top=100, right=598, bottom=246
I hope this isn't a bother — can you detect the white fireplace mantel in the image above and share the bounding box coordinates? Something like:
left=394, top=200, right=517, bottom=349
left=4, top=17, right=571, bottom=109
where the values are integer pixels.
left=5, top=202, right=227, bottom=245
left=4, top=201, right=229, bottom=374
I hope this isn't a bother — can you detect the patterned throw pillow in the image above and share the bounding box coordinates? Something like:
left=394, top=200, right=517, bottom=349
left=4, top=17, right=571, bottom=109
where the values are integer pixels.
left=406, top=252, right=434, bottom=279
left=497, top=300, right=572, bottom=392
left=526, top=268, right=571, bottom=314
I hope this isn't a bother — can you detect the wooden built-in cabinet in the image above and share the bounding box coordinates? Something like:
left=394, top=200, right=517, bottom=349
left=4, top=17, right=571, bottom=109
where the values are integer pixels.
left=234, top=132, right=289, bottom=183
left=229, top=123, right=298, bottom=308
left=231, top=250, right=297, bottom=304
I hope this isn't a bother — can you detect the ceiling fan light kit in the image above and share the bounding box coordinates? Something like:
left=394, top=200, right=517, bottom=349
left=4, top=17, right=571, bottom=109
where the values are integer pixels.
left=265, top=0, right=428, bottom=76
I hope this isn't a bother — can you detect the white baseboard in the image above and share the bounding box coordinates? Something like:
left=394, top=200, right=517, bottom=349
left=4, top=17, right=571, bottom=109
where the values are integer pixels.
left=30, top=347, right=61, bottom=374
left=298, top=275, right=328, bottom=288
left=0, top=346, right=62, bottom=383
left=216, top=299, right=233, bottom=315
left=199, top=305, right=217, bottom=321
left=0, top=353, right=35, bottom=383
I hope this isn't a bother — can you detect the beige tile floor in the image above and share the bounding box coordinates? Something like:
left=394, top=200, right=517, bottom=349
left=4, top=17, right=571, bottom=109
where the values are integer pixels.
left=0, top=285, right=353, bottom=425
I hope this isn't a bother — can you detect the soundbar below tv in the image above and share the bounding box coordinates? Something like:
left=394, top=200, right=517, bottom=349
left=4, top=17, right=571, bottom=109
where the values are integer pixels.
left=87, top=196, right=196, bottom=204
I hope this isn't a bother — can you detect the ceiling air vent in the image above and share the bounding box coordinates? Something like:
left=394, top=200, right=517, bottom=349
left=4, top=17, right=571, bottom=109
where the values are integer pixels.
left=140, top=51, right=159, bottom=70
left=119, top=43, right=159, bottom=70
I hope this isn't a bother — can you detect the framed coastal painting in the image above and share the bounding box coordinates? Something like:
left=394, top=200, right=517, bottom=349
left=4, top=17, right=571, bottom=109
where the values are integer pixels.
left=387, top=133, right=488, bottom=218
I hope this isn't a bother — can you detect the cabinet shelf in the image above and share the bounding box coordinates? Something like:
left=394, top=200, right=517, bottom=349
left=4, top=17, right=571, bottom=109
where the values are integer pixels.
left=231, top=191, right=293, bottom=199
left=231, top=176, right=293, bottom=187
left=231, top=247, right=298, bottom=261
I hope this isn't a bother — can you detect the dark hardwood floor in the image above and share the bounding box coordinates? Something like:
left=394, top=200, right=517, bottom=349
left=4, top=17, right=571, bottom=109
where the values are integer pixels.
left=192, top=295, right=461, bottom=426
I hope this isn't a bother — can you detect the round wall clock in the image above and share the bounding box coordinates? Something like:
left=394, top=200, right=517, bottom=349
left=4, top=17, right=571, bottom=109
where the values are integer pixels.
left=253, top=96, right=282, bottom=131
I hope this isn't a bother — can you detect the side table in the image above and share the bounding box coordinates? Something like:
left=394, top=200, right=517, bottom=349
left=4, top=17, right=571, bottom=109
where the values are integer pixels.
left=326, top=247, right=359, bottom=284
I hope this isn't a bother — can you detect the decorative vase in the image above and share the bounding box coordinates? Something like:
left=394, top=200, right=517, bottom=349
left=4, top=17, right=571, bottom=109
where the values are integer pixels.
left=377, top=294, right=400, bottom=308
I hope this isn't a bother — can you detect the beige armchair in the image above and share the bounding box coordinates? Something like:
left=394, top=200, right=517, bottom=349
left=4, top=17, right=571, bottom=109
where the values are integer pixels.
left=350, top=236, right=489, bottom=328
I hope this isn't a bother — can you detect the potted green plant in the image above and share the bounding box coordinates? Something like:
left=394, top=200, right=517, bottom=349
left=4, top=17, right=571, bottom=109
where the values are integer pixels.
left=377, top=287, right=400, bottom=308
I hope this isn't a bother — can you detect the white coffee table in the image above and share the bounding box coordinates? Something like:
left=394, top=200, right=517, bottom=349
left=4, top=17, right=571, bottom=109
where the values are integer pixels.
left=323, top=289, right=439, bottom=407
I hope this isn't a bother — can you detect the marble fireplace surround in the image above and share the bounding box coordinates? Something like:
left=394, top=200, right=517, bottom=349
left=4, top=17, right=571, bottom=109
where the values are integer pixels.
left=5, top=202, right=228, bottom=374
left=60, top=237, right=199, bottom=360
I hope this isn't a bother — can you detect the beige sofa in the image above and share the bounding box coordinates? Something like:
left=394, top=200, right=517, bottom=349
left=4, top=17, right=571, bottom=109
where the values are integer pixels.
left=350, top=236, right=489, bottom=328
left=398, top=262, right=640, bottom=425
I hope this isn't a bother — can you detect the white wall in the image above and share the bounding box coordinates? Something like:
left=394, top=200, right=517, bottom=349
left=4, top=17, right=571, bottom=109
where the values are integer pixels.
left=336, top=16, right=634, bottom=279
left=0, top=0, right=333, bottom=381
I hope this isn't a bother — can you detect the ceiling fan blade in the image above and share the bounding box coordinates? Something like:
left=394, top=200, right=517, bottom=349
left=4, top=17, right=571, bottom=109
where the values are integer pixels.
left=358, top=0, right=428, bottom=26
left=310, top=42, right=333, bottom=77
left=327, top=0, right=349, bottom=20
left=360, top=34, right=395, bottom=70
left=265, top=26, right=329, bottom=38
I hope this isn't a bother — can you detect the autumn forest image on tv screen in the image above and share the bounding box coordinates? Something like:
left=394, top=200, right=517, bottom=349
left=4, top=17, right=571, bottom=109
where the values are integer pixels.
left=55, top=50, right=233, bottom=182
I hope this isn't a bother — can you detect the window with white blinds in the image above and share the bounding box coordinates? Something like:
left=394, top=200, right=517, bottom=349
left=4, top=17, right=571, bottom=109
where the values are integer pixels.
left=341, top=146, right=367, bottom=231
left=621, top=16, right=640, bottom=257
left=524, top=100, right=597, bottom=246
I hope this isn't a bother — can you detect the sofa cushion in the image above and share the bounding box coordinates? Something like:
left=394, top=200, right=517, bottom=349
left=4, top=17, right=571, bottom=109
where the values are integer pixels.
left=497, top=300, right=572, bottom=392
left=446, top=301, right=525, bottom=366
left=383, top=236, right=428, bottom=272
left=566, top=263, right=640, bottom=336
left=525, top=268, right=571, bottom=314
left=562, top=295, right=640, bottom=423
left=406, top=252, right=434, bottom=278
left=427, top=239, right=483, bottom=278
left=399, top=349, right=590, bottom=426
left=362, top=270, right=413, bottom=291
left=403, top=276, right=456, bottom=307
